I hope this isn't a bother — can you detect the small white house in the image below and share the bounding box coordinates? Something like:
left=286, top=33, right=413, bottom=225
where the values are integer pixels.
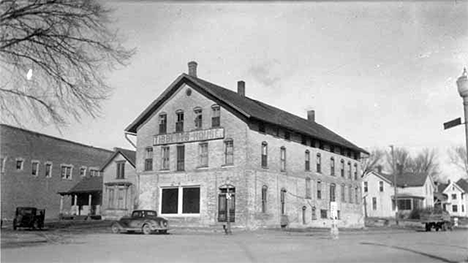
left=440, top=180, right=466, bottom=217
left=362, top=171, right=393, bottom=218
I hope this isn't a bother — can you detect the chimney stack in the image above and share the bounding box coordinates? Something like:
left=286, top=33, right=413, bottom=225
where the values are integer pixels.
left=376, top=165, right=382, bottom=173
left=307, top=110, right=315, bottom=122
left=237, top=81, right=245, bottom=96
left=188, top=61, right=198, bottom=77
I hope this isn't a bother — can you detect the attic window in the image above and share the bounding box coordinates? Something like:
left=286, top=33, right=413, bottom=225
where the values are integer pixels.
left=186, top=89, right=192, bottom=96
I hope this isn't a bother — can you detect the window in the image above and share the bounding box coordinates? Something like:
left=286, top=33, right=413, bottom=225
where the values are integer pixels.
left=337, top=210, right=341, bottom=220
left=31, top=161, right=39, bottom=176
left=224, top=139, right=234, bottom=165
left=108, top=188, right=115, bottom=208
left=161, top=188, right=179, bottom=214
left=284, top=131, right=290, bottom=141
left=305, top=178, right=311, bottom=199
left=397, top=199, right=412, bottom=210
left=176, top=145, right=185, bottom=171
left=379, top=181, right=384, bottom=192
left=348, top=162, right=352, bottom=179
left=16, top=159, right=24, bottom=170
left=199, top=143, right=208, bottom=167
left=364, top=182, right=368, bottom=193
left=79, top=167, right=87, bottom=177
left=320, top=209, right=327, bottom=219
left=316, top=153, right=321, bottom=173
left=280, top=188, right=286, bottom=214
left=330, top=157, right=335, bottom=176
left=452, top=205, right=458, bottom=212
left=462, top=205, right=465, bottom=213
left=261, top=142, right=268, bottom=168
left=261, top=185, right=268, bottom=213
left=280, top=147, right=286, bottom=171
left=340, top=160, right=345, bottom=177
left=161, top=146, right=170, bottom=170
left=90, top=169, right=100, bottom=177
left=158, top=187, right=202, bottom=214
left=218, top=187, right=235, bottom=222
left=175, top=110, right=184, bottom=132
left=145, top=147, right=153, bottom=171
left=116, top=161, right=125, bottom=179
left=305, top=150, right=310, bottom=171
left=45, top=163, right=52, bottom=178
left=259, top=122, right=265, bottom=133
left=159, top=113, right=167, bottom=134
left=355, top=186, right=359, bottom=204
left=212, top=105, right=220, bottom=127
left=183, top=187, right=201, bottom=213
left=452, top=194, right=457, bottom=200
left=330, top=183, right=336, bottom=202
left=349, top=185, right=353, bottom=203
left=341, top=184, right=346, bottom=202
left=61, top=165, right=72, bottom=179
left=317, top=181, right=322, bottom=199
left=354, top=164, right=358, bottom=180
left=194, top=107, right=202, bottom=129
left=372, top=197, right=377, bottom=210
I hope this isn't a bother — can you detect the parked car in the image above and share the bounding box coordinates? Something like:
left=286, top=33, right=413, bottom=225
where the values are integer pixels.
left=420, top=208, right=453, bottom=232
left=111, top=210, right=169, bottom=235
left=13, top=207, right=45, bottom=230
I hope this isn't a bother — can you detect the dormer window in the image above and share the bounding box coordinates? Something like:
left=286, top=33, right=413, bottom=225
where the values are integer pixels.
left=175, top=110, right=184, bottom=132
left=159, top=113, right=167, bottom=134
left=211, top=105, right=220, bottom=127
left=194, top=107, right=202, bottom=129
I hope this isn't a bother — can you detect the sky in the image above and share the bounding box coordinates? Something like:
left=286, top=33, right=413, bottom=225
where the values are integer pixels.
left=24, top=1, right=468, bottom=182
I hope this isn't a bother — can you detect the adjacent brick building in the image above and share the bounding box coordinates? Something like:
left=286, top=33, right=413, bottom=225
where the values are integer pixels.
left=125, top=62, right=368, bottom=229
left=0, top=124, right=113, bottom=220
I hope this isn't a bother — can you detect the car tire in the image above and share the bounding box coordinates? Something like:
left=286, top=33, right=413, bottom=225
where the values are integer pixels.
left=142, top=224, right=151, bottom=235
left=13, top=219, right=17, bottom=230
left=159, top=230, right=167, bottom=234
left=111, top=223, right=121, bottom=234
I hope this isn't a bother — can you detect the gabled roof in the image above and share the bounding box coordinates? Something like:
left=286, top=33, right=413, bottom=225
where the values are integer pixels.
left=379, top=172, right=429, bottom=187
left=456, top=178, right=468, bottom=192
left=100, top=148, right=136, bottom=171
left=365, top=171, right=393, bottom=184
left=437, top=183, right=449, bottom=193
left=125, top=73, right=367, bottom=154
left=62, top=176, right=103, bottom=194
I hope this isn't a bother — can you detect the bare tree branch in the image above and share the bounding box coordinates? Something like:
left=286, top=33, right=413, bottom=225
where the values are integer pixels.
left=361, top=148, right=384, bottom=176
left=448, top=145, right=468, bottom=178
left=0, top=0, right=135, bottom=127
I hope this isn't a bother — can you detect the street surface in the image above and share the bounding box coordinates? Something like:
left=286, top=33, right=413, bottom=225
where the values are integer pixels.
left=1, top=228, right=468, bottom=263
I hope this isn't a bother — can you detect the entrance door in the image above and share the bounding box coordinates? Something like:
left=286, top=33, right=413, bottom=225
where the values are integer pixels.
left=218, top=187, right=235, bottom=222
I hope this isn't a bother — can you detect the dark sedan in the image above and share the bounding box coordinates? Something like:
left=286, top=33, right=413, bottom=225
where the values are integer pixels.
left=111, top=210, right=169, bottom=235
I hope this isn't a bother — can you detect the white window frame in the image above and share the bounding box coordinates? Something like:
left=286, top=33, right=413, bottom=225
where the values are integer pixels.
left=16, top=158, right=24, bottom=171
left=159, top=185, right=201, bottom=217
left=45, top=162, right=53, bottom=178
left=80, top=166, right=87, bottom=177
left=31, top=160, right=40, bottom=176
left=61, top=164, right=73, bottom=180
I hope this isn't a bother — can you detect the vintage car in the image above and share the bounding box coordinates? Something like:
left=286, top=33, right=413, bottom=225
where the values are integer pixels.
left=13, top=207, right=45, bottom=230
left=111, top=210, right=169, bottom=235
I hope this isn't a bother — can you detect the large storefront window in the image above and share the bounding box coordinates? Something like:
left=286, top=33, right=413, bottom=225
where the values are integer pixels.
left=161, top=186, right=200, bottom=215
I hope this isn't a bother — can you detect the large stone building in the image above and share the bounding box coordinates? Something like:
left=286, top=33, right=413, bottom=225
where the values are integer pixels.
left=125, top=62, right=368, bottom=229
left=0, top=124, right=113, bottom=220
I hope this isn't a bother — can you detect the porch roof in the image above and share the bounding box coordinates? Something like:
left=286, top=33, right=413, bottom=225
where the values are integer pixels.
left=59, top=176, right=102, bottom=195
left=391, top=194, right=425, bottom=200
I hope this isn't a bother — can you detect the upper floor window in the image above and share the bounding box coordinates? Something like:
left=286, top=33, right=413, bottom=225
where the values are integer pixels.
left=45, top=162, right=52, bottom=178
left=145, top=147, right=153, bottom=171
left=305, top=150, right=310, bottom=171
left=452, top=194, right=457, bottom=200
left=116, top=161, right=125, bottom=179
left=224, top=139, right=234, bottom=165
left=176, top=145, right=185, bottom=171
left=330, top=183, right=336, bottom=202
left=261, top=142, right=268, bottom=168
left=159, top=113, right=167, bottom=134
left=372, top=197, right=377, bottom=210
left=61, top=165, right=72, bottom=180
left=348, top=162, right=352, bottom=179
left=280, top=147, right=286, bottom=171
left=199, top=143, right=208, bottom=167
left=364, top=181, right=368, bottom=193
left=379, top=181, right=384, bottom=192
left=305, top=177, right=311, bottom=199
left=340, top=159, right=345, bottom=177
left=354, top=163, right=358, bottom=180
left=317, top=180, right=322, bottom=199
left=79, top=167, right=87, bottom=177
left=31, top=161, right=39, bottom=176
left=341, top=184, right=346, bottom=202
left=175, top=110, right=184, bottom=132
left=355, top=186, right=360, bottom=204
left=316, top=153, right=321, bottom=173
left=90, top=169, right=100, bottom=177
left=211, top=105, right=220, bottom=127
left=261, top=185, right=268, bottom=213
left=16, top=159, right=24, bottom=170
left=330, top=157, right=335, bottom=176
left=161, top=146, right=170, bottom=170
left=194, top=107, right=202, bottom=129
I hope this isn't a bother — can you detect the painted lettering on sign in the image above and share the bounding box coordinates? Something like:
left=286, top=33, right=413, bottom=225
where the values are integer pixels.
left=154, top=128, right=225, bottom=145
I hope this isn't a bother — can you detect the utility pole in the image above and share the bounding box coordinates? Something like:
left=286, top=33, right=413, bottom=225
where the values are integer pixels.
left=390, top=145, right=398, bottom=225
left=456, top=68, right=468, bottom=157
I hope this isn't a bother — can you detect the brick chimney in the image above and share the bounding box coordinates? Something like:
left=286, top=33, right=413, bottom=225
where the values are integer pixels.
left=188, top=61, right=198, bottom=77
left=376, top=165, right=383, bottom=173
left=307, top=110, right=315, bottom=122
left=237, top=81, right=245, bottom=96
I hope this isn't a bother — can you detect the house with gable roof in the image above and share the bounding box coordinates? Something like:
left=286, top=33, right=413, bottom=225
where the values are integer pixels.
left=438, top=179, right=467, bottom=217
left=124, top=62, right=368, bottom=229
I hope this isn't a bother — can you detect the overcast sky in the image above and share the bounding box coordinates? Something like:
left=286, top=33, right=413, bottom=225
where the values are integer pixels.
left=29, top=1, right=468, bottom=181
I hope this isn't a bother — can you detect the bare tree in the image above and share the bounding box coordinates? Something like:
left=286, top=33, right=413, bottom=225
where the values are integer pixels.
left=361, top=148, right=384, bottom=176
left=385, top=147, right=411, bottom=174
left=408, top=148, right=439, bottom=180
left=0, top=0, right=134, bottom=127
left=448, top=145, right=468, bottom=178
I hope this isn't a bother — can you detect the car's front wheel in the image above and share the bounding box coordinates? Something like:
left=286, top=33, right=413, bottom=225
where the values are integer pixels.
left=111, top=223, right=121, bottom=234
left=142, top=224, right=151, bottom=235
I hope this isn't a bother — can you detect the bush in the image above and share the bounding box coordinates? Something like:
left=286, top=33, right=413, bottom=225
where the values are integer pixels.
left=408, top=206, right=443, bottom=220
